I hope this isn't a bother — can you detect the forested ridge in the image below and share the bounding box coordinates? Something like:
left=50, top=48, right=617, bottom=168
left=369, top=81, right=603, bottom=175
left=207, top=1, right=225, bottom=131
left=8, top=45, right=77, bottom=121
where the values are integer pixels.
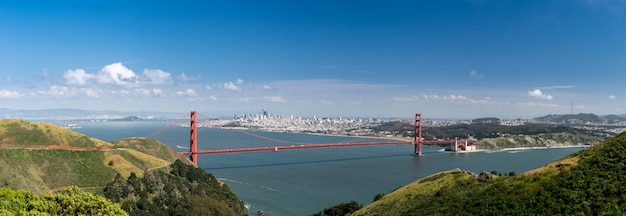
left=104, top=160, right=247, bottom=216
left=373, top=120, right=593, bottom=139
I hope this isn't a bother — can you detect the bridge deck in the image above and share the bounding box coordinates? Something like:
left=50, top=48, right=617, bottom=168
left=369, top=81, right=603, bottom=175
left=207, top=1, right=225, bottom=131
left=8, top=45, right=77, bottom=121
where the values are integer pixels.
left=181, top=140, right=473, bottom=155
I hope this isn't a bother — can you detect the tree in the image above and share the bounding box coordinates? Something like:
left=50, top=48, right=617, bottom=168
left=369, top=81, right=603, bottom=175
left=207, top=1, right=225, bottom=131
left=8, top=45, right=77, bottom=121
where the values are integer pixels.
left=0, top=186, right=127, bottom=215
left=310, top=200, right=362, bottom=216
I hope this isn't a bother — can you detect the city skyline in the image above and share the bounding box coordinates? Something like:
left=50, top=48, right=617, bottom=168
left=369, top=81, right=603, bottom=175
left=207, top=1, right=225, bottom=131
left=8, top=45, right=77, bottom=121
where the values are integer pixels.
left=1, top=1, right=625, bottom=118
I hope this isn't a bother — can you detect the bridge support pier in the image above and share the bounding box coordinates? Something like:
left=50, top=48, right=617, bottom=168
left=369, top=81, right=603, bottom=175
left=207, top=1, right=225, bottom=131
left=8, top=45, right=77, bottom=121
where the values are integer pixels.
left=414, top=113, right=423, bottom=156
left=190, top=111, right=198, bottom=166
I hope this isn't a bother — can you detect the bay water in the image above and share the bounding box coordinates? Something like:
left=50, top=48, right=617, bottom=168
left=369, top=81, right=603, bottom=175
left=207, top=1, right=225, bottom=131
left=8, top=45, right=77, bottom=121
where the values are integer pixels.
left=69, top=121, right=583, bottom=215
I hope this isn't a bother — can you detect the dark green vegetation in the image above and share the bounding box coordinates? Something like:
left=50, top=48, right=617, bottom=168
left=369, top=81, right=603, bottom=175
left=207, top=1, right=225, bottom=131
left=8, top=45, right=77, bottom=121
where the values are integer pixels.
left=372, top=119, right=595, bottom=140
left=349, top=132, right=626, bottom=215
left=104, top=160, right=247, bottom=216
left=310, top=201, right=362, bottom=216
left=424, top=123, right=590, bottom=140
left=111, top=116, right=143, bottom=121
left=0, top=186, right=127, bottom=215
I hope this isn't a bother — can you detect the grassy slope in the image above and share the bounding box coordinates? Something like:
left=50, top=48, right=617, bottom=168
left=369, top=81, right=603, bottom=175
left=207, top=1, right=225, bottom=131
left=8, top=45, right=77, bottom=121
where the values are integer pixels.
left=475, top=132, right=603, bottom=150
left=0, top=119, right=191, bottom=194
left=111, top=137, right=191, bottom=164
left=0, top=119, right=111, bottom=148
left=353, top=169, right=478, bottom=215
left=354, top=132, right=626, bottom=215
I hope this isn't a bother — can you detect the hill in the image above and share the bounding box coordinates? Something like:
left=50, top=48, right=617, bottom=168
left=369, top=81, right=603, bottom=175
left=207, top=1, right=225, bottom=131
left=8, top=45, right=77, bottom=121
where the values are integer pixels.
left=423, top=123, right=589, bottom=140
left=534, top=113, right=626, bottom=124
left=110, top=116, right=143, bottom=121
left=351, top=132, right=626, bottom=215
left=371, top=119, right=596, bottom=140
left=535, top=113, right=602, bottom=124
left=475, top=132, right=603, bottom=150
left=0, top=119, right=189, bottom=194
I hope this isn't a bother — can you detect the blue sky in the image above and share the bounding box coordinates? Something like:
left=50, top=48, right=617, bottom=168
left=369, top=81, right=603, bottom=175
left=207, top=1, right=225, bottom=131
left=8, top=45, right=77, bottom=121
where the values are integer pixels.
left=1, top=0, right=625, bottom=118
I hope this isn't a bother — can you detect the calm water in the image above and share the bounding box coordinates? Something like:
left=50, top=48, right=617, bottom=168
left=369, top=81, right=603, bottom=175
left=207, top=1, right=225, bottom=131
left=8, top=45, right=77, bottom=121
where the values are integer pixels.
left=69, top=121, right=583, bottom=216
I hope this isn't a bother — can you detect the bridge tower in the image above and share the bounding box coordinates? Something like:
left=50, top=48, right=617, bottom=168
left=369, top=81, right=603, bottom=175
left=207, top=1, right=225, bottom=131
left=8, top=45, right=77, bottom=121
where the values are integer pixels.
left=414, top=113, right=423, bottom=156
left=190, top=111, right=198, bottom=166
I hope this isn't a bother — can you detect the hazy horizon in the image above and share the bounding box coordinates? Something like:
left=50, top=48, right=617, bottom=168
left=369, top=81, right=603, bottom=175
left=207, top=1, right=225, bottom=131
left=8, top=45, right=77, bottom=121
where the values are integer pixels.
left=1, top=107, right=623, bottom=121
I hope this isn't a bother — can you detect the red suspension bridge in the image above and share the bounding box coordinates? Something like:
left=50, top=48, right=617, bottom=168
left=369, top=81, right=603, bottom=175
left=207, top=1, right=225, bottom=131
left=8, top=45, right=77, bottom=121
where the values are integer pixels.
left=172, top=111, right=474, bottom=166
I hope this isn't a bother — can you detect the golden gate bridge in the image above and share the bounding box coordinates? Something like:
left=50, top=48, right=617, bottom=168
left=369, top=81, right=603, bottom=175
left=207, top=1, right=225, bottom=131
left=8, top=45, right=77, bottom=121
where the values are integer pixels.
left=157, top=111, right=475, bottom=166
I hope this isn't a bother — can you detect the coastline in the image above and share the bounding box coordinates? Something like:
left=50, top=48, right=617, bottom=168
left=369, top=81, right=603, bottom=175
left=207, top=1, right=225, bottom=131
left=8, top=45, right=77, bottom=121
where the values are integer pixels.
left=441, top=145, right=588, bottom=154
left=488, top=145, right=589, bottom=152
left=244, top=129, right=591, bottom=153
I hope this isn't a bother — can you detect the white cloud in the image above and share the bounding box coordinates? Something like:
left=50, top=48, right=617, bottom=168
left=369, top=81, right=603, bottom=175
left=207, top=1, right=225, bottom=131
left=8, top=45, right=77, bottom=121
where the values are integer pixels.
left=234, top=97, right=255, bottom=102
left=142, top=69, right=172, bottom=84
left=174, top=89, right=197, bottom=97
left=442, top=94, right=495, bottom=105
left=205, top=85, right=214, bottom=90
left=84, top=88, right=102, bottom=98
left=263, top=96, right=286, bottom=102
left=609, top=95, right=616, bottom=100
left=112, top=89, right=131, bottom=95
left=422, top=95, right=440, bottom=100
left=528, top=89, right=553, bottom=100
left=516, top=102, right=560, bottom=108
left=223, top=81, right=242, bottom=91
left=263, top=85, right=274, bottom=90
left=392, top=96, right=420, bottom=102
left=97, top=62, right=137, bottom=86
left=415, top=94, right=495, bottom=105
left=153, top=88, right=163, bottom=95
left=208, top=95, right=218, bottom=101
left=0, top=89, right=22, bottom=99
left=64, top=69, right=93, bottom=85
left=135, top=88, right=152, bottom=96
left=37, top=85, right=77, bottom=97
left=469, top=69, right=483, bottom=80
left=236, top=79, right=244, bottom=85
left=178, top=73, right=191, bottom=81
left=176, top=73, right=200, bottom=81
left=63, top=63, right=175, bottom=88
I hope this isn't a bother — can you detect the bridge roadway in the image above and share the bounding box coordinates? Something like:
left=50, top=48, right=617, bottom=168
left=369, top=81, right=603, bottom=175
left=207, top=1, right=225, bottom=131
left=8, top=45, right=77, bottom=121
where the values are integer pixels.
left=181, top=139, right=473, bottom=155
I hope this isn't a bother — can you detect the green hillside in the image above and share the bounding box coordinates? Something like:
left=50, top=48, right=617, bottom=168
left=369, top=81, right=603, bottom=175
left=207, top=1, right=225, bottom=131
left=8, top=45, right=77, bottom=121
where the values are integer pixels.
left=475, top=132, right=603, bottom=150
left=0, top=119, right=247, bottom=215
left=0, top=119, right=111, bottom=148
left=352, top=132, right=626, bottom=215
left=112, top=137, right=190, bottom=163
left=0, top=119, right=189, bottom=194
